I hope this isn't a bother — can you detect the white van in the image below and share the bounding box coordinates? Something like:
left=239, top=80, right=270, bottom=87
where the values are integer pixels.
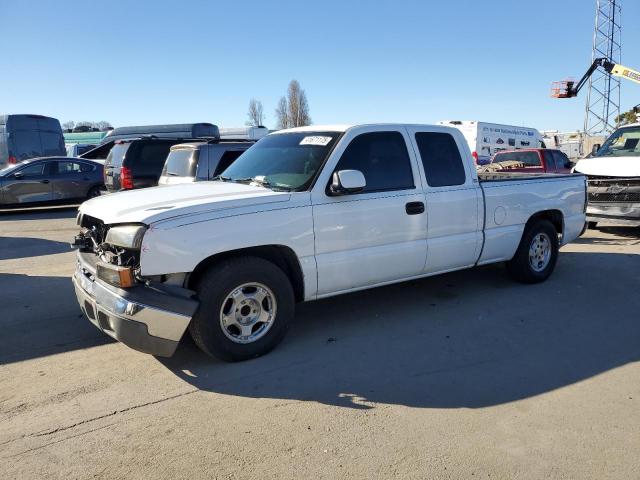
left=437, top=121, right=544, bottom=165
left=219, top=126, right=268, bottom=141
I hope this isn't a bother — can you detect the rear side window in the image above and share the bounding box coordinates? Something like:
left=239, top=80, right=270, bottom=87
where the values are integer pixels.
left=214, top=150, right=246, bottom=175
left=415, top=132, right=466, bottom=187
left=164, top=149, right=198, bottom=177
left=134, top=142, right=173, bottom=166
left=57, top=161, right=93, bottom=174
left=334, top=132, right=414, bottom=193
left=494, top=151, right=541, bottom=167
left=551, top=151, right=569, bottom=169
left=105, top=144, right=129, bottom=167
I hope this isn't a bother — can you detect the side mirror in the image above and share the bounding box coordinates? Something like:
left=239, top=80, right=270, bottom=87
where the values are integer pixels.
left=591, top=144, right=601, bottom=155
left=329, top=169, right=366, bottom=196
left=13, top=171, right=23, bottom=179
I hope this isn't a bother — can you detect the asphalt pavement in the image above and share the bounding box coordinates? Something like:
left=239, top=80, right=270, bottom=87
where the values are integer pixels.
left=1, top=207, right=639, bottom=479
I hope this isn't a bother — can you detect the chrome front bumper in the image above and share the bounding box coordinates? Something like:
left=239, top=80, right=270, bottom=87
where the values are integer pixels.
left=72, top=252, right=198, bottom=357
left=587, top=203, right=640, bottom=226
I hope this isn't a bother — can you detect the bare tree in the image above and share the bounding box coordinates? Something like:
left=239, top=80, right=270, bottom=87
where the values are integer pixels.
left=286, top=80, right=311, bottom=127
left=275, top=96, right=289, bottom=130
left=95, top=121, right=113, bottom=131
left=246, top=99, right=265, bottom=126
left=62, top=121, right=75, bottom=131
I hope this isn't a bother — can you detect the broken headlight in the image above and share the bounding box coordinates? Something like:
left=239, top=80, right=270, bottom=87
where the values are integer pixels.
left=105, top=225, right=147, bottom=250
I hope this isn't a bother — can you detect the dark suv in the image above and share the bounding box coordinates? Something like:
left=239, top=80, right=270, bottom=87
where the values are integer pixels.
left=104, top=138, right=191, bottom=192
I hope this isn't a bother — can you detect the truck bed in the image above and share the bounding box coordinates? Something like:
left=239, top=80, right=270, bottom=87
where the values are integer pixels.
left=475, top=172, right=587, bottom=266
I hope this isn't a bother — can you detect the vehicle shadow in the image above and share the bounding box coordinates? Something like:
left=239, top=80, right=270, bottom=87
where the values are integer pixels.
left=0, top=237, right=71, bottom=260
left=0, top=273, right=113, bottom=365
left=158, top=251, right=640, bottom=409
left=0, top=205, right=78, bottom=221
left=573, top=226, right=640, bottom=246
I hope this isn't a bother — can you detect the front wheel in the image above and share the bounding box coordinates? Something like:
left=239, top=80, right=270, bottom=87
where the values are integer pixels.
left=189, top=256, right=295, bottom=362
left=506, top=219, right=559, bottom=284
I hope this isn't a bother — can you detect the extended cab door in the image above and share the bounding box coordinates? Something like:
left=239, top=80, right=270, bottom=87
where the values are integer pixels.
left=311, top=127, right=427, bottom=296
left=406, top=127, right=483, bottom=273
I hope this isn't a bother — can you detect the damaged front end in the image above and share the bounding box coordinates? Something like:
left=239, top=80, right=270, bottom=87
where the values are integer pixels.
left=72, top=214, right=145, bottom=288
left=586, top=176, right=640, bottom=225
left=71, top=213, right=198, bottom=357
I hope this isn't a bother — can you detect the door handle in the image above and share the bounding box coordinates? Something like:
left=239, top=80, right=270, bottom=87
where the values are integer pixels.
left=40, top=179, right=50, bottom=184
left=405, top=201, right=425, bottom=215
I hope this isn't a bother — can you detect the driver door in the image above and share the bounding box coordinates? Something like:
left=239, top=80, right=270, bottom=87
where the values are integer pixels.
left=3, top=161, right=54, bottom=204
left=311, top=128, right=428, bottom=297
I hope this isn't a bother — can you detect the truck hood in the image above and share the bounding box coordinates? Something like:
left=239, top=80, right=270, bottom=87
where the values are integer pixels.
left=574, top=156, right=640, bottom=177
left=78, top=182, right=291, bottom=225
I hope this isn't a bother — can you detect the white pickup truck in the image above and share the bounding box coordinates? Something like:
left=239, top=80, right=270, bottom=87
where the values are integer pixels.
left=72, top=124, right=587, bottom=361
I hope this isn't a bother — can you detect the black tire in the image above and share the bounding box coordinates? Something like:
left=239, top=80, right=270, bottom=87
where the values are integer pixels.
left=189, top=256, right=295, bottom=362
left=506, top=219, right=559, bottom=284
left=587, top=221, right=598, bottom=230
left=87, top=186, right=103, bottom=199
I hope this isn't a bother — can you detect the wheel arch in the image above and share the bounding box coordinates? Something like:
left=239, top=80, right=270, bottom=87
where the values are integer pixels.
left=526, top=209, right=564, bottom=236
left=187, top=245, right=305, bottom=303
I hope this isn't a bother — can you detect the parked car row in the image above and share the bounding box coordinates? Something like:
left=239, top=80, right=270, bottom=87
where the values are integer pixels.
left=0, top=120, right=266, bottom=207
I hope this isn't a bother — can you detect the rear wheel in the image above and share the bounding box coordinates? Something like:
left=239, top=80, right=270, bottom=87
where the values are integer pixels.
left=506, top=219, right=559, bottom=283
left=87, top=186, right=103, bottom=199
left=189, top=256, right=295, bottom=362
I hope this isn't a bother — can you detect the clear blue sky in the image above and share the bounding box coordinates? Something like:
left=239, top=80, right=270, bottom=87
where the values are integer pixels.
left=0, top=0, right=638, bottom=132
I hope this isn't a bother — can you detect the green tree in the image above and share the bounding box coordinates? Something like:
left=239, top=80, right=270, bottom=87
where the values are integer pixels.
left=615, top=108, right=638, bottom=126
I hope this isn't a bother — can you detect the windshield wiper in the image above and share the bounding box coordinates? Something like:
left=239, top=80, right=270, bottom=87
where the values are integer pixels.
left=211, top=175, right=232, bottom=182
left=233, top=176, right=292, bottom=191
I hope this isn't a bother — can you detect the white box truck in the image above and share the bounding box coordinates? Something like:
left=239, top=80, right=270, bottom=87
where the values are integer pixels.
left=438, top=121, right=544, bottom=165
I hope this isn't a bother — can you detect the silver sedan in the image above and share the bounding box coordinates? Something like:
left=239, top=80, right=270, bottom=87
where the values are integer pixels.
left=0, top=157, right=104, bottom=206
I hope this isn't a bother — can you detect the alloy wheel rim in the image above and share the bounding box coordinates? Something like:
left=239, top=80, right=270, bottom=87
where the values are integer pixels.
left=529, top=232, right=551, bottom=272
left=219, top=282, right=277, bottom=344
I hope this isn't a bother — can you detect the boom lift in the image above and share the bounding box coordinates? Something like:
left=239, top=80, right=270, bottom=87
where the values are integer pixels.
left=551, top=58, right=640, bottom=98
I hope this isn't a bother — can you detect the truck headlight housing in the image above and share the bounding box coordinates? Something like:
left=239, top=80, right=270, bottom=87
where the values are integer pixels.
left=105, top=225, right=147, bottom=250
left=97, top=262, right=135, bottom=288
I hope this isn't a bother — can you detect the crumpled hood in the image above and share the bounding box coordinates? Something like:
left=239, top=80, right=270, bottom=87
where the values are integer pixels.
left=78, top=182, right=290, bottom=225
left=574, top=156, right=640, bottom=177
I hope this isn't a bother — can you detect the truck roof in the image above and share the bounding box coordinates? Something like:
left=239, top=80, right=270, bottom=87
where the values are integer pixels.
left=272, top=123, right=466, bottom=134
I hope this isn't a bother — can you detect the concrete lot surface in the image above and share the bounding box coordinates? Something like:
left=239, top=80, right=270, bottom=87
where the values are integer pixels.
left=1, top=208, right=639, bottom=479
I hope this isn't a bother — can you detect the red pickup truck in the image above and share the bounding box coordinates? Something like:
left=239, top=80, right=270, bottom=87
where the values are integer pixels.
left=483, top=149, right=574, bottom=174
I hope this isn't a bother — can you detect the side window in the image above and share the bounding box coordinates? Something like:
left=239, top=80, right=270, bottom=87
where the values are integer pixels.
left=138, top=143, right=172, bottom=166
left=57, top=161, right=83, bottom=174
left=333, top=131, right=414, bottom=193
left=552, top=151, right=569, bottom=169
left=214, top=150, right=245, bottom=175
left=520, top=152, right=542, bottom=167
left=16, top=162, right=46, bottom=177
left=79, top=162, right=94, bottom=173
left=415, top=132, right=466, bottom=187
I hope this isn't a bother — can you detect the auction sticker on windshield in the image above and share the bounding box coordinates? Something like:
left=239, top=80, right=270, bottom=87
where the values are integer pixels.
left=300, top=136, right=332, bottom=146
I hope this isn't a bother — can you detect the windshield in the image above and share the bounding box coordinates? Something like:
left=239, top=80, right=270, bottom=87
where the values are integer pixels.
left=595, top=126, right=640, bottom=158
left=219, top=132, right=340, bottom=191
